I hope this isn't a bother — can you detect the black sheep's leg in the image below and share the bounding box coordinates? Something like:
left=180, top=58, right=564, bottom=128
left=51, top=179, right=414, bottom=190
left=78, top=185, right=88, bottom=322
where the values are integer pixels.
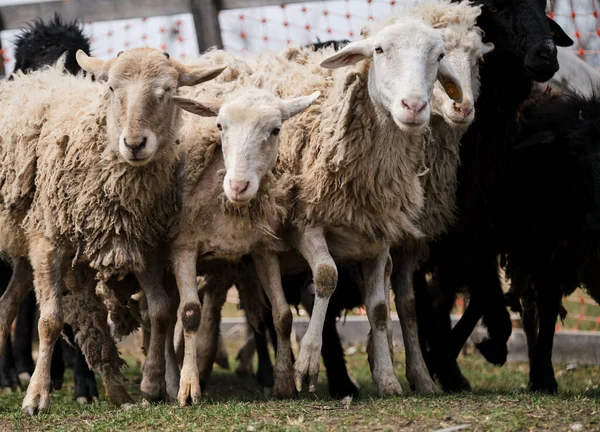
left=13, top=290, right=36, bottom=379
left=0, top=337, right=20, bottom=391
left=0, top=260, right=20, bottom=391
left=321, top=307, right=359, bottom=398
left=255, top=321, right=274, bottom=395
left=427, top=264, right=471, bottom=392
left=529, top=273, right=560, bottom=393
left=50, top=335, right=65, bottom=391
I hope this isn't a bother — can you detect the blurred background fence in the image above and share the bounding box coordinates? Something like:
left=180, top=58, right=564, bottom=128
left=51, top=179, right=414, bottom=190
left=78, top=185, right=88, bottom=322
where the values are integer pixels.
left=0, top=0, right=599, bottom=334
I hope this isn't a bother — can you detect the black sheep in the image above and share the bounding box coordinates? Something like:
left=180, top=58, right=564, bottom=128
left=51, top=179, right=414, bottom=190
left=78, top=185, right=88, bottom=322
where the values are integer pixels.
left=501, top=88, right=600, bottom=393
left=12, top=14, right=91, bottom=76
left=416, top=0, right=573, bottom=392
left=0, top=14, right=98, bottom=403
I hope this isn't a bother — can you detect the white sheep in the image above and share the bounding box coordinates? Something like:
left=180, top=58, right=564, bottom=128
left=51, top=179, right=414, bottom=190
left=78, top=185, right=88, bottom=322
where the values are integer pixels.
left=384, top=1, right=494, bottom=394
left=0, top=47, right=224, bottom=414
left=169, top=86, right=319, bottom=404
left=545, top=46, right=600, bottom=96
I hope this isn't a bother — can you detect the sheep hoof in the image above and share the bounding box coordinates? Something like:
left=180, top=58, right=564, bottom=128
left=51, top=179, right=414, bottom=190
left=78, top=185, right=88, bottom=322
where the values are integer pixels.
left=105, top=383, right=134, bottom=406
left=476, top=339, right=508, bottom=366
left=18, top=372, right=32, bottom=384
left=76, top=396, right=89, bottom=405
left=22, top=385, right=51, bottom=416
left=407, top=370, right=440, bottom=395
left=141, top=376, right=167, bottom=404
left=272, top=366, right=296, bottom=398
left=529, top=367, right=558, bottom=394
left=294, top=343, right=321, bottom=392
left=375, top=375, right=403, bottom=397
left=328, top=375, right=360, bottom=399
left=177, top=365, right=201, bottom=406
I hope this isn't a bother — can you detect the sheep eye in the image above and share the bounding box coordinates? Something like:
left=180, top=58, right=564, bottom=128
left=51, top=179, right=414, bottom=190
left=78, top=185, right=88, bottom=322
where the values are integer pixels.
left=109, top=86, right=114, bottom=92
left=374, top=46, right=383, bottom=54
left=217, top=123, right=223, bottom=131
left=438, top=53, right=445, bottom=61
left=271, top=128, right=281, bottom=136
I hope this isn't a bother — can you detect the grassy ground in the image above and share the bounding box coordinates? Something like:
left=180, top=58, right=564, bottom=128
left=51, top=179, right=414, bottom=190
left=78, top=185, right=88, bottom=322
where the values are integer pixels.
left=1, top=350, right=599, bottom=432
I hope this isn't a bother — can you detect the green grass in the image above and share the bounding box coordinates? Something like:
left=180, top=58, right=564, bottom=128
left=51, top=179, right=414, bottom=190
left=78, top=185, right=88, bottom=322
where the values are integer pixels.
left=1, top=350, right=599, bottom=431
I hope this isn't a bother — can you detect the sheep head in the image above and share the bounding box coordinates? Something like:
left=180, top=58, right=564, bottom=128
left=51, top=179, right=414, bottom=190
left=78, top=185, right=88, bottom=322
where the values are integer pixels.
left=320, top=18, right=464, bottom=134
left=476, top=0, right=572, bottom=82
left=174, top=88, right=320, bottom=205
left=432, top=26, right=494, bottom=128
left=76, top=48, right=226, bottom=166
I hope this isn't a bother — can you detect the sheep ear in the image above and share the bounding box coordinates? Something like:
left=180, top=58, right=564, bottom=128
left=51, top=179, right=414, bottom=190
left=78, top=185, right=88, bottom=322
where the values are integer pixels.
left=76, top=50, right=114, bottom=81
left=172, top=60, right=227, bottom=87
left=281, top=91, right=321, bottom=120
left=320, top=38, right=373, bottom=69
left=548, top=18, right=574, bottom=47
left=437, top=56, right=463, bottom=103
left=173, top=96, right=222, bottom=117
left=481, top=42, right=495, bottom=56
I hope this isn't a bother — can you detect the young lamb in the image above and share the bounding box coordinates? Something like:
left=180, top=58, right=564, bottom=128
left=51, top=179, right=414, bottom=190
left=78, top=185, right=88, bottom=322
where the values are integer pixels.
left=415, top=0, right=573, bottom=392
left=169, top=85, right=319, bottom=405
left=0, top=47, right=225, bottom=414
left=0, top=13, right=100, bottom=404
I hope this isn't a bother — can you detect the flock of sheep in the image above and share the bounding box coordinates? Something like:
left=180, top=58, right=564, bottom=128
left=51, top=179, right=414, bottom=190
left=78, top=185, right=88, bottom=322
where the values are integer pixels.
left=0, top=0, right=599, bottom=417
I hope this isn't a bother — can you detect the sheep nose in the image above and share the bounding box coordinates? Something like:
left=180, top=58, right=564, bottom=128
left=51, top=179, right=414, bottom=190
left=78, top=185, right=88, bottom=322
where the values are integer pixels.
left=535, top=40, right=557, bottom=63
left=124, top=136, right=147, bottom=154
left=401, top=98, right=427, bottom=115
left=229, top=179, right=250, bottom=197
left=453, top=103, right=473, bottom=117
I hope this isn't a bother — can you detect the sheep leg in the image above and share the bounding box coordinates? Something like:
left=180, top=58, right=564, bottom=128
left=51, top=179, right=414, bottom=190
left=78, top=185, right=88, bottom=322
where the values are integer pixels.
left=172, top=248, right=201, bottom=406
left=0, top=335, right=20, bottom=391
left=165, top=320, right=180, bottom=401
left=362, top=248, right=402, bottom=396
left=254, top=322, right=275, bottom=394
left=13, top=289, right=35, bottom=382
left=253, top=250, right=295, bottom=397
left=50, top=334, right=65, bottom=390
left=293, top=226, right=336, bottom=392
left=197, top=282, right=227, bottom=390
left=529, top=273, right=560, bottom=393
left=392, top=252, right=440, bottom=394
left=164, top=273, right=180, bottom=401
left=300, top=281, right=359, bottom=399
left=215, top=333, right=230, bottom=370
left=135, top=260, right=170, bottom=403
left=521, top=282, right=538, bottom=367
left=22, top=237, right=66, bottom=416
left=0, top=258, right=34, bottom=372
left=235, top=321, right=257, bottom=378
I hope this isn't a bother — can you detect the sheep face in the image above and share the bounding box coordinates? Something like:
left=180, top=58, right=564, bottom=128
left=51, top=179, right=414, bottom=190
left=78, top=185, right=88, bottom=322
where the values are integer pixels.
left=320, top=19, right=464, bottom=134
left=76, top=48, right=226, bottom=166
left=432, top=28, right=494, bottom=128
left=174, top=89, right=320, bottom=205
left=477, top=0, right=573, bottom=82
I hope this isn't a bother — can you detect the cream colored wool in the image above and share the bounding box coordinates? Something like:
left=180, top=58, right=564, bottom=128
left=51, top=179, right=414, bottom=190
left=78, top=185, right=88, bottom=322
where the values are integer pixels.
left=183, top=45, right=426, bottom=246
left=0, top=63, right=178, bottom=280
